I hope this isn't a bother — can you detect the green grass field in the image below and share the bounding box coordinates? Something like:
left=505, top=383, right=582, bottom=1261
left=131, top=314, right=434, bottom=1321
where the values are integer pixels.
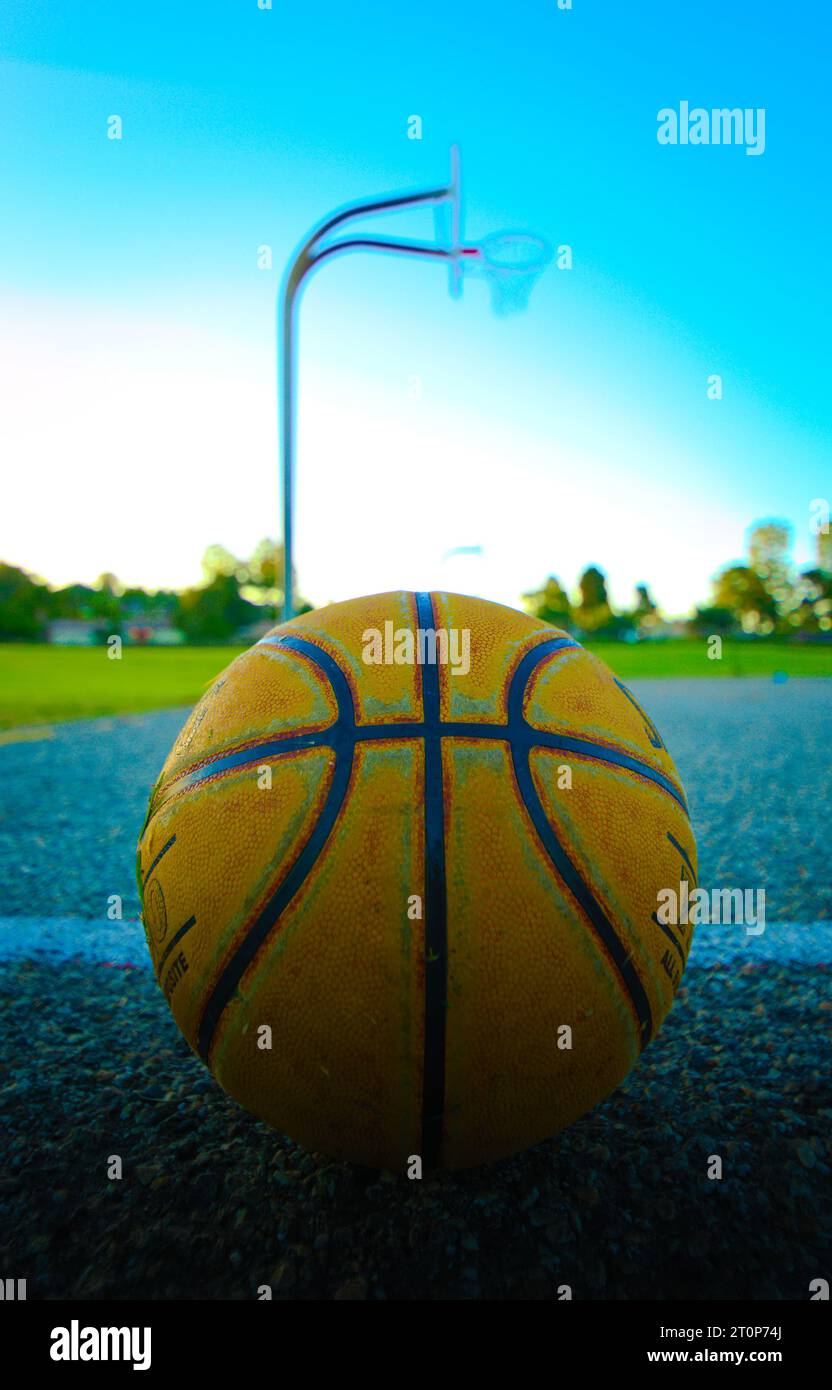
left=0, top=639, right=829, bottom=731
left=585, top=639, right=832, bottom=679
left=0, top=645, right=247, bottom=731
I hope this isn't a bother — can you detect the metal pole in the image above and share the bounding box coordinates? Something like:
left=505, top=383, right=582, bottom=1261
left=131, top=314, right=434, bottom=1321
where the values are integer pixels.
left=280, top=270, right=299, bottom=621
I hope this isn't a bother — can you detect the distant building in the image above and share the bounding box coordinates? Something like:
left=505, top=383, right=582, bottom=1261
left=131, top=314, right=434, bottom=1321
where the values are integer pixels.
left=125, top=615, right=185, bottom=645
left=648, top=619, right=690, bottom=640
left=46, top=619, right=107, bottom=645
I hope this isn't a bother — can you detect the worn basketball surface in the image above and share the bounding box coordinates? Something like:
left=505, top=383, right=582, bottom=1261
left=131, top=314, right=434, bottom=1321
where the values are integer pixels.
left=137, top=591, right=697, bottom=1171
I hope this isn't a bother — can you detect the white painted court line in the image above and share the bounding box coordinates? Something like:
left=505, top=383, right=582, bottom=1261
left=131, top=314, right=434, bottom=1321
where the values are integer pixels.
left=688, top=920, right=832, bottom=965
left=0, top=916, right=829, bottom=968
left=0, top=726, right=55, bottom=746
left=0, top=917, right=149, bottom=967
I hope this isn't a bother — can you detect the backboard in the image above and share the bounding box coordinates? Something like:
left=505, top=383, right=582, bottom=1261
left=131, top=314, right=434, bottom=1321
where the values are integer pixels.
left=434, top=145, right=463, bottom=298
left=448, top=145, right=462, bottom=298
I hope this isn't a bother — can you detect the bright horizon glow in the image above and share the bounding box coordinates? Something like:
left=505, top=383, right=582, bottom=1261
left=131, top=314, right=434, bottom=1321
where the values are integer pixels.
left=0, top=3, right=829, bottom=617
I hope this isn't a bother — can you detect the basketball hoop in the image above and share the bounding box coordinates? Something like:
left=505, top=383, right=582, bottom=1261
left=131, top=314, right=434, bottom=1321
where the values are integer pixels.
left=472, top=231, right=553, bottom=316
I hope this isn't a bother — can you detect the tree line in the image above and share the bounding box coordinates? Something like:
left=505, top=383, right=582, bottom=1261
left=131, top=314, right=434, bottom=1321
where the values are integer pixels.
left=527, top=521, right=831, bottom=638
left=0, top=541, right=306, bottom=644
left=1, top=521, right=829, bottom=644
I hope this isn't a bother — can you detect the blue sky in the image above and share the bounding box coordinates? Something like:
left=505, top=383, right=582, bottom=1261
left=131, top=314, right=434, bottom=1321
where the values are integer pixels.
left=0, top=0, right=828, bottom=614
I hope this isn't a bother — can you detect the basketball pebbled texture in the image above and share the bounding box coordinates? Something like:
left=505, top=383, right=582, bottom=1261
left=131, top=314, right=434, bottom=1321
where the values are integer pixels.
left=137, top=591, right=697, bottom=1171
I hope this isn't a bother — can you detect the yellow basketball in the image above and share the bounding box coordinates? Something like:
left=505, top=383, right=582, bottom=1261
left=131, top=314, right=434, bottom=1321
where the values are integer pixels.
left=137, top=591, right=696, bottom=1170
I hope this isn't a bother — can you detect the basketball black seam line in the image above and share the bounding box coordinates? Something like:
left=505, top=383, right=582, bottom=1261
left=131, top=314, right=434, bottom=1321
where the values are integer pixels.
left=667, top=830, right=697, bottom=878
left=415, top=591, right=448, bottom=1169
left=508, top=640, right=656, bottom=1047
left=146, top=693, right=688, bottom=818
left=510, top=741, right=654, bottom=1048
left=149, top=726, right=688, bottom=819
left=194, top=638, right=357, bottom=1063
left=141, top=832, right=176, bottom=889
